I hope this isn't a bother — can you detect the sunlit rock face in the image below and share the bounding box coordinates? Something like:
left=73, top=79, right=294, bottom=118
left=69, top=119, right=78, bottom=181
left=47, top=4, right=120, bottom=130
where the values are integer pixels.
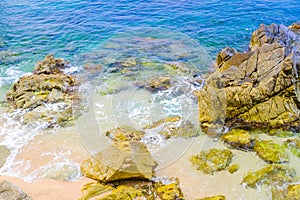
left=196, top=22, right=300, bottom=131
left=6, top=54, right=81, bottom=127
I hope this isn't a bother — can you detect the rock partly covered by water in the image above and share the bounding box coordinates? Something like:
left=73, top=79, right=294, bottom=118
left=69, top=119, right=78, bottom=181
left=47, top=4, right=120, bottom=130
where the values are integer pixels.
left=0, top=145, right=10, bottom=168
left=0, top=180, right=32, bottom=200
left=221, top=129, right=253, bottom=151
left=196, top=195, right=226, bottom=200
left=196, top=22, right=300, bottom=131
left=6, top=54, right=80, bottom=126
left=273, top=184, right=300, bottom=200
left=80, top=177, right=184, bottom=200
left=81, top=142, right=157, bottom=182
left=190, top=148, right=233, bottom=174
left=253, top=140, right=288, bottom=163
left=242, top=164, right=296, bottom=188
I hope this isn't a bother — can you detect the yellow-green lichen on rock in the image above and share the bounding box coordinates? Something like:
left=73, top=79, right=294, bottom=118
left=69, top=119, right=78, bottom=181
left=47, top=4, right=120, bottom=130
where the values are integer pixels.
left=190, top=148, right=233, bottom=174
left=196, top=195, right=226, bottom=200
left=221, top=129, right=253, bottom=150
left=253, top=140, right=289, bottom=163
left=154, top=178, right=184, bottom=200
left=228, top=164, right=240, bottom=174
left=241, top=164, right=296, bottom=188
left=105, top=126, right=145, bottom=142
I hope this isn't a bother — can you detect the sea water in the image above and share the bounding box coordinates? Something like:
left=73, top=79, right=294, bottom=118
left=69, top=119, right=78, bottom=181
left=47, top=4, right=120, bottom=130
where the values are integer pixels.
left=0, top=0, right=300, bottom=199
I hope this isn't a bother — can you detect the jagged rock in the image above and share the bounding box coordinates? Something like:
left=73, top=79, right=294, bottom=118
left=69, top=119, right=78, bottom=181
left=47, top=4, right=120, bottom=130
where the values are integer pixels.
left=190, top=148, right=233, bottom=174
left=6, top=55, right=80, bottom=126
left=33, top=54, right=70, bottom=75
left=0, top=145, right=10, bottom=168
left=221, top=129, right=253, bottom=150
left=81, top=142, right=157, bottom=182
left=79, top=177, right=184, bottom=200
left=136, top=76, right=171, bottom=92
left=272, top=184, right=300, bottom=200
left=0, top=180, right=32, bottom=200
left=253, top=140, right=288, bottom=163
left=196, top=195, right=226, bottom=200
left=105, top=126, right=145, bottom=142
left=241, top=164, right=296, bottom=188
left=228, top=164, right=240, bottom=174
left=285, top=138, right=300, bottom=158
left=195, top=22, right=300, bottom=131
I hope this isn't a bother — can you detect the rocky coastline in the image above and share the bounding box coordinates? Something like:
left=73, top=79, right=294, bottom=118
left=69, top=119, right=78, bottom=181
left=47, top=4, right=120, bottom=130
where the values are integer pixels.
left=0, top=22, right=300, bottom=199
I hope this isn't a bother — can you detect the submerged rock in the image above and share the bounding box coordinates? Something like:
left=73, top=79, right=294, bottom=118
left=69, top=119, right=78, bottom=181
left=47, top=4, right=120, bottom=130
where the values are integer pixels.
left=196, top=195, right=226, bottom=200
left=241, top=164, right=296, bottom=188
left=6, top=55, right=81, bottom=126
left=196, top=22, right=300, bottom=131
left=253, top=140, right=288, bottom=163
left=80, top=177, right=184, bottom=200
left=272, top=184, right=300, bottom=200
left=81, top=142, right=156, bottom=182
left=0, top=180, right=32, bottom=200
left=190, top=148, right=233, bottom=174
left=105, top=126, right=145, bottom=142
left=228, top=164, right=240, bottom=174
left=221, top=129, right=253, bottom=150
left=143, top=116, right=200, bottom=139
left=0, top=145, right=10, bottom=168
left=285, top=138, right=300, bottom=158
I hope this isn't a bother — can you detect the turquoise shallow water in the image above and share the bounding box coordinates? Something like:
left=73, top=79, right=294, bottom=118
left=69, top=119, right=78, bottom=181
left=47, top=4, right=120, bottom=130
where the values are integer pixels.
left=0, top=0, right=300, bottom=86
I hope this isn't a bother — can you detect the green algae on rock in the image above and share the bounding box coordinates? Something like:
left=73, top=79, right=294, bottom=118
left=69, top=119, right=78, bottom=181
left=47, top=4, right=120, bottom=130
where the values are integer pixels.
left=190, top=148, right=233, bottom=174
left=196, top=195, right=226, bottom=200
left=228, top=164, right=240, bottom=174
left=285, top=138, right=300, bottom=158
left=80, top=177, right=185, bottom=200
left=241, top=164, right=296, bottom=188
left=221, top=129, right=253, bottom=150
left=6, top=54, right=81, bottom=126
left=80, top=142, right=157, bottom=182
left=253, top=140, right=288, bottom=163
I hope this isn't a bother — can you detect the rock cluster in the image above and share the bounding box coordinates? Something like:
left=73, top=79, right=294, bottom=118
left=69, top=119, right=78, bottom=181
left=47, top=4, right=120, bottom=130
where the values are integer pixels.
left=6, top=54, right=80, bottom=126
left=196, top=22, right=300, bottom=131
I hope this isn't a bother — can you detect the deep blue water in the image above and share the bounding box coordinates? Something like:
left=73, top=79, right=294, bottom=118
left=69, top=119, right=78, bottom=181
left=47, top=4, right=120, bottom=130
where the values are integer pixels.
left=0, top=0, right=299, bottom=86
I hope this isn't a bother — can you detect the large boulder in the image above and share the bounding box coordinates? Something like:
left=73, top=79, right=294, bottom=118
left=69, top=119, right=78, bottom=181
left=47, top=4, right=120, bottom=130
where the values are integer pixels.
left=81, top=142, right=157, bottom=182
left=195, top=22, right=300, bottom=131
left=6, top=55, right=80, bottom=126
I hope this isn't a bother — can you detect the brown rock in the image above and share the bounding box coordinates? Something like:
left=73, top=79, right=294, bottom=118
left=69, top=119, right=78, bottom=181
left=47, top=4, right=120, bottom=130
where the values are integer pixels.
left=33, top=54, right=70, bottom=75
left=80, top=142, right=157, bottom=182
left=0, top=180, right=32, bottom=200
left=196, top=22, right=300, bottom=131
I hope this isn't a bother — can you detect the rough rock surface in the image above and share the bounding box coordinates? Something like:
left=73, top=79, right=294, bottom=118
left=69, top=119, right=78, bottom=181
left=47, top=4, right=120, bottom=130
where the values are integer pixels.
left=241, top=164, right=296, bottom=188
left=6, top=54, right=80, bottom=126
left=0, top=180, right=32, bottom=200
left=81, top=142, right=156, bottom=182
left=253, top=140, right=288, bottom=163
left=196, top=195, right=226, bottom=200
left=196, top=22, right=300, bottom=131
left=190, top=148, right=233, bottom=174
left=285, top=138, right=300, bottom=158
left=272, top=184, right=300, bottom=200
left=105, top=126, right=145, bottom=142
left=221, top=129, right=253, bottom=150
left=80, top=177, right=185, bottom=200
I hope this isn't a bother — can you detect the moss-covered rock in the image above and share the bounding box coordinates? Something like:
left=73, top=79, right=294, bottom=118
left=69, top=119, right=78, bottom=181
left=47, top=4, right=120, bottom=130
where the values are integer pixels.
left=196, top=195, right=226, bottom=200
left=6, top=55, right=81, bottom=126
left=221, top=129, right=253, bottom=150
left=241, top=164, right=296, bottom=188
left=228, top=164, right=240, bottom=174
left=285, top=138, right=300, bottom=158
left=81, top=142, right=157, bottom=182
left=253, top=140, right=289, bottom=163
left=80, top=177, right=185, bottom=200
left=190, top=148, right=233, bottom=174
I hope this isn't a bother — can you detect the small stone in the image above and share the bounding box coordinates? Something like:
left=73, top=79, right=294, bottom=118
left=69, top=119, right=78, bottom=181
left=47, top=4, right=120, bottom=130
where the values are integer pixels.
left=221, top=129, right=253, bottom=150
left=228, top=164, right=240, bottom=174
left=105, top=126, right=145, bottom=142
left=154, top=178, right=184, bottom=200
left=253, top=140, right=289, bottom=163
left=190, top=148, right=233, bottom=174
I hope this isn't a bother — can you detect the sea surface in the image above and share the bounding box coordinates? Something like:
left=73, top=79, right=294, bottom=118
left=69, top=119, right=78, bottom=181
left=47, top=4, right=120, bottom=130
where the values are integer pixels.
left=0, top=0, right=300, bottom=87
left=0, top=1, right=300, bottom=199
